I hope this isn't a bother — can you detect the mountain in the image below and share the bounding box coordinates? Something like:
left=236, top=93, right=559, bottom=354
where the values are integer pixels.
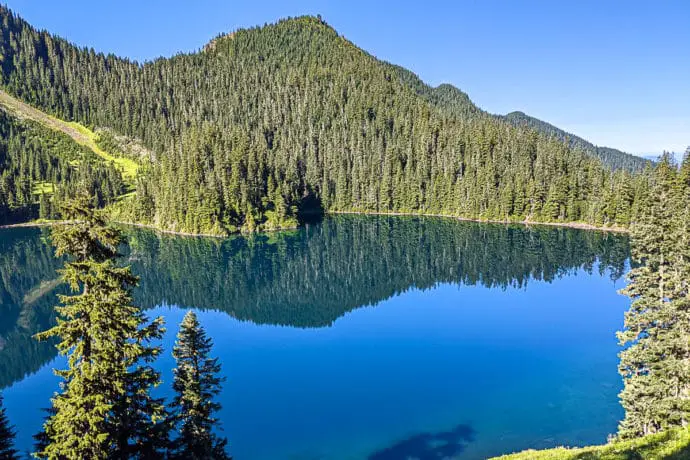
left=643, top=151, right=686, bottom=164
left=386, top=64, right=484, bottom=120
left=501, top=111, right=649, bottom=172
left=386, top=66, right=648, bottom=173
left=0, top=7, right=648, bottom=234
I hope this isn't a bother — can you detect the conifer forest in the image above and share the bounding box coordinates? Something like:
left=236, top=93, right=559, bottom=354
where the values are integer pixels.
left=0, top=3, right=688, bottom=459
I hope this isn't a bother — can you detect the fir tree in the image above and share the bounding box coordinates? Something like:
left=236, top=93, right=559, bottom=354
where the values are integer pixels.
left=169, top=311, right=230, bottom=460
left=617, top=153, right=690, bottom=438
left=34, top=193, right=167, bottom=459
left=0, top=394, right=18, bottom=460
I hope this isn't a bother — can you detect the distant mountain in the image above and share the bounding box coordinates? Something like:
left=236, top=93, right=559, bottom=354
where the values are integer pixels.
left=0, top=7, right=647, bottom=234
left=386, top=66, right=646, bottom=173
left=501, top=111, right=650, bottom=172
left=386, top=64, right=485, bottom=120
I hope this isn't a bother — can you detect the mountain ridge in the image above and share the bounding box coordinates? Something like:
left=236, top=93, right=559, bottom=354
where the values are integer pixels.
left=0, top=7, right=648, bottom=234
left=501, top=110, right=648, bottom=171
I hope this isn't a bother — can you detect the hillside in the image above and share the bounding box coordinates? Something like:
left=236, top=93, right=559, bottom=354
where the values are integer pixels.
left=0, top=7, right=649, bottom=234
left=502, top=111, right=649, bottom=171
left=0, top=89, right=139, bottom=181
left=0, top=104, right=126, bottom=224
left=385, top=65, right=648, bottom=173
left=387, top=63, right=485, bottom=120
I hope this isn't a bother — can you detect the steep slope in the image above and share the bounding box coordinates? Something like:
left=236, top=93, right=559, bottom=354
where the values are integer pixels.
left=0, top=107, right=126, bottom=224
left=0, top=89, right=139, bottom=181
left=502, top=111, right=649, bottom=171
left=0, top=8, right=647, bottom=234
left=386, top=66, right=647, bottom=173
left=387, top=64, right=484, bottom=119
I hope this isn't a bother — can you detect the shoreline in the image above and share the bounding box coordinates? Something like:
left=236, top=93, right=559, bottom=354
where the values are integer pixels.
left=328, top=210, right=630, bottom=233
left=113, top=221, right=228, bottom=239
left=0, top=211, right=630, bottom=235
left=0, top=220, right=71, bottom=229
left=0, top=219, right=228, bottom=238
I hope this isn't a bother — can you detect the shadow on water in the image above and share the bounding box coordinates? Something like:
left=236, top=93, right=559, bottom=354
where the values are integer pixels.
left=368, top=424, right=476, bottom=460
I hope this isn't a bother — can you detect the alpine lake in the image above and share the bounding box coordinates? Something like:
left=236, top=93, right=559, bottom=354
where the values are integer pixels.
left=0, top=215, right=631, bottom=459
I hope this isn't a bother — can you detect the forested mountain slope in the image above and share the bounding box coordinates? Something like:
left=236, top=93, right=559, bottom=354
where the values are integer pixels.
left=0, top=7, right=649, bottom=234
left=387, top=64, right=484, bottom=120
left=0, top=89, right=140, bottom=181
left=0, top=107, right=125, bottom=224
left=502, top=111, right=648, bottom=171
left=387, top=65, right=647, bottom=173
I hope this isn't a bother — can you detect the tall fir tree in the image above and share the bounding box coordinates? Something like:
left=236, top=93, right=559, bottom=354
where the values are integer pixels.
left=0, top=394, right=18, bottom=460
left=34, top=193, right=168, bottom=459
left=169, top=311, right=230, bottom=460
left=617, top=153, right=690, bottom=438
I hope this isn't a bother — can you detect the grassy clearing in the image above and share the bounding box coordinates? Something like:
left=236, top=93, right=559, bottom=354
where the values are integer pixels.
left=67, top=121, right=139, bottom=180
left=491, top=427, right=690, bottom=460
left=0, top=89, right=139, bottom=182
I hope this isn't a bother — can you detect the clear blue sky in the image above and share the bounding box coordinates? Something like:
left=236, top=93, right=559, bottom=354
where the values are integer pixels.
left=4, top=0, right=688, bottom=155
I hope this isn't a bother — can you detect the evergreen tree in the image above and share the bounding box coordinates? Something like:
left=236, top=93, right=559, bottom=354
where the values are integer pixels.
left=169, top=311, right=230, bottom=460
left=34, top=194, right=167, bottom=459
left=0, top=395, right=18, bottom=460
left=617, top=153, right=690, bottom=438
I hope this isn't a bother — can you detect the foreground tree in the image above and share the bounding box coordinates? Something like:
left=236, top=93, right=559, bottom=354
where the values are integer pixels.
left=617, top=153, right=690, bottom=438
left=35, top=193, right=167, bottom=458
left=169, top=311, right=230, bottom=459
left=0, top=394, right=18, bottom=460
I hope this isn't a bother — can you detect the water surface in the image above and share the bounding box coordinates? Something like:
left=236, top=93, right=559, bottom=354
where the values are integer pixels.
left=0, top=216, right=630, bottom=459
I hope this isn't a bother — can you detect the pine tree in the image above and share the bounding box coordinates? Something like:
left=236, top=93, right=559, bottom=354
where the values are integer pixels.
left=669, top=149, right=690, bottom=428
left=0, top=395, right=18, bottom=460
left=169, top=311, right=230, bottom=460
left=34, top=193, right=167, bottom=459
left=617, top=153, right=690, bottom=438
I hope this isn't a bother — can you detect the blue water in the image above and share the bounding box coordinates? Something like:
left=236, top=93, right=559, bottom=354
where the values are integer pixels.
left=0, top=216, right=629, bottom=459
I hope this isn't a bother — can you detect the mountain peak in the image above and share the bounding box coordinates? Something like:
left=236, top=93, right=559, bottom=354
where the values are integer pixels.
left=203, top=14, right=339, bottom=54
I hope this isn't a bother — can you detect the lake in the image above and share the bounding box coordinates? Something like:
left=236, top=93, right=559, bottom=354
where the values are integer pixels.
left=0, top=215, right=631, bottom=459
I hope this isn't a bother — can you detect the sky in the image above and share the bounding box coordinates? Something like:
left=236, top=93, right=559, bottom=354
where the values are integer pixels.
left=4, top=0, right=689, bottom=156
